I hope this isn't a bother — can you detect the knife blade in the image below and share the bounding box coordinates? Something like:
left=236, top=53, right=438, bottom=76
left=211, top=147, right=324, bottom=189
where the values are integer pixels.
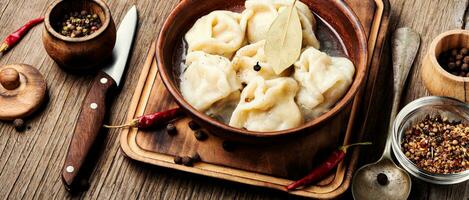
left=61, top=6, right=138, bottom=191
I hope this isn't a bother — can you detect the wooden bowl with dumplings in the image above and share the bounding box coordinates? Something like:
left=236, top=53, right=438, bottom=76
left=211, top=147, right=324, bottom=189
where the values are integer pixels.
left=156, top=0, right=368, bottom=142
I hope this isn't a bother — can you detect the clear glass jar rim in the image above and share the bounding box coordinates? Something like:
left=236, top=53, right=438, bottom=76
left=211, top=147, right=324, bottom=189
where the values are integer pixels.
left=392, top=96, right=469, bottom=184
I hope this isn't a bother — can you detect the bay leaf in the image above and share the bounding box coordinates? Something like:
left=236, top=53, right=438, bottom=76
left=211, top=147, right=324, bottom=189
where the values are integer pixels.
left=265, top=0, right=303, bottom=75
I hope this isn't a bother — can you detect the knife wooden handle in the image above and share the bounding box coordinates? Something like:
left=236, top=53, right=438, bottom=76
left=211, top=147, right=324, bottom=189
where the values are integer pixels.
left=62, top=71, right=116, bottom=190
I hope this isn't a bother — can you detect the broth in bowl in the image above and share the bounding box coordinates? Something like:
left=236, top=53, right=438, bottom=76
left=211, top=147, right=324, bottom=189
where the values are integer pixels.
left=175, top=0, right=353, bottom=132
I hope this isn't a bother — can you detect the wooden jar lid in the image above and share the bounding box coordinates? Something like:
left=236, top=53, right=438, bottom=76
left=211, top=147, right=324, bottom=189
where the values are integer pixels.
left=0, top=64, right=46, bottom=120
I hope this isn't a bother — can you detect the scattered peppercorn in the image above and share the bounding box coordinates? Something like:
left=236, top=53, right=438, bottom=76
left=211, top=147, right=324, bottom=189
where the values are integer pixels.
left=56, top=10, right=102, bottom=38
left=194, top=130, right=208, bottom=141
left=188, top=120, right=200, bottom=130
left=166, top=123, right=177, bottom=135
left=222, top=141, right=236, bottom=152
left=438, top=47, right=469, bottom=77
left=377, top=173, right=389, bottom=186
left=13, top=118, right=25, bottom=132
left=401, top=115, right=469, bottom=174
left=174, top=156, right=183, bottom=164
left=182, top=156, right=193, bottom=166
left=191, top=152, right=201, bottom=163
left=253, top=62, right=262, bottom=71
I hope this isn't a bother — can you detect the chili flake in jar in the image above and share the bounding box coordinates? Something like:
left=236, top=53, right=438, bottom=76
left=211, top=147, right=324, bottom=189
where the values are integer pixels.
left=401, top=115, right=469, bottom=174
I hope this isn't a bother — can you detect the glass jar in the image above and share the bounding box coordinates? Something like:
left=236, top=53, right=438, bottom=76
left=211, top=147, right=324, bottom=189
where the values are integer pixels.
left=392, top=96, right=469, bottom=184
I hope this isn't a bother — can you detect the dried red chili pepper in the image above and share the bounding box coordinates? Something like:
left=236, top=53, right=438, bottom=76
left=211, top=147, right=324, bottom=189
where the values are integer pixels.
left=0, top=17, right=44, bottom=53
left=104, top=107, right=183, bottom=129
left=286, top=142, right=372, bottom=191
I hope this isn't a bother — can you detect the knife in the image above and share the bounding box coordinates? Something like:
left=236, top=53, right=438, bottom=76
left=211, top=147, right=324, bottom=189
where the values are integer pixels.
left=62, top=6, right=138, bottom=190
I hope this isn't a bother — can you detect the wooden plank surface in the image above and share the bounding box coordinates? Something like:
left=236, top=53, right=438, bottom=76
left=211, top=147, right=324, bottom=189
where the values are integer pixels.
left=0, top=0, right=467, bottom=200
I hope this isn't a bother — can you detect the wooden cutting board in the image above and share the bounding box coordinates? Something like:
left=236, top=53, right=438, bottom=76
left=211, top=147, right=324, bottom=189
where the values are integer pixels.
left=120, top=0, right=390, bottom=198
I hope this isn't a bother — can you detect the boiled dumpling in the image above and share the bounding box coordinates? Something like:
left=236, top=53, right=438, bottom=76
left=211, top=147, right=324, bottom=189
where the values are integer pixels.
left=243, top=0, right=276, bottom=44
left=231, top=40, right=279, bottom=84
left=185, top=10, right=251, bottom=58
left=181, top=51, right=241, bottom=111
left=293, top=47, right=355, bottom=119
left=229, top=77, right=303, bottom=131
left=244, top=0, right=320, bottom=48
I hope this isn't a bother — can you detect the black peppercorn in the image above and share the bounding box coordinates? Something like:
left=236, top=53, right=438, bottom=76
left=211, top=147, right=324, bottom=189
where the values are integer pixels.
left=166, top=123, right=177, bottom=135
left=194, top=130, right=208, bottom=141
left=174, top=156, right=183, bottom=164
left=451, top=49, right=459, bottom=56
left=448, top=62, right=456, bottom=70
left=253, top=62, right=261, bottom=71
left=462, top=64, right=469, bottom=72
left=222, top=141, right=236, bottom=152
left=188, top=120, right=200, bottom=130
left=439, top=48, right=469, bottom=77
left=461, top=48, right=469, bottom=55
left=191, top=153, right=201, bottom=162
left=13, top=119, right=25, bottom=132
left=182, top=156, right=193, bottom=166
left=377, top=173, right=389, bottom=186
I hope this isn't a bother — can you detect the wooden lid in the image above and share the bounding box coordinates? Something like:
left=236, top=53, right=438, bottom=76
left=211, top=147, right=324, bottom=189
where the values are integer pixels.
left=0, top=64, right=46, bottom=120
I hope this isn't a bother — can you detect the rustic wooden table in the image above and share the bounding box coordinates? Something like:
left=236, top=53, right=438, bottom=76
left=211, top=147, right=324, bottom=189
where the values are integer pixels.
left=0, top=0, right=468, bottom=199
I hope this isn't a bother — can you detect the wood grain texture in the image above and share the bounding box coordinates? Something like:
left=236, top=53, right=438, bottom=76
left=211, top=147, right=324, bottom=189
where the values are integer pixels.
left=42, top=0, right=117, bottom=71
left=0, top=0, right=466, bottom=200
left=0, top=64, right=46, bottom=121
left=422, top=29, right=469, bottom=102
left=121, top=1, right=385, bottom=199
left=356, top=0, right=469, bottom=200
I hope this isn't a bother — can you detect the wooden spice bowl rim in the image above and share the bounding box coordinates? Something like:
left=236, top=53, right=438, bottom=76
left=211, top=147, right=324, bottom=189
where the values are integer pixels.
left=157, top=0, right=368, bottom=138
left=44, top=0, right=111, bottom=43
left=427, top=29, right=469, bottom=82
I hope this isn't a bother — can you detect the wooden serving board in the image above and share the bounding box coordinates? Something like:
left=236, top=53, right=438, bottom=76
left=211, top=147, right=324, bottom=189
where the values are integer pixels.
left=120, top=0, right=390, bottom=198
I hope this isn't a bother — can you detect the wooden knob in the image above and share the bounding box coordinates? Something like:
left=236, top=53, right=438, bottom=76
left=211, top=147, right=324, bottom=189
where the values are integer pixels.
left=0, top=64, right=47, bottom=121
left=0, top=68, right=20, bottom=90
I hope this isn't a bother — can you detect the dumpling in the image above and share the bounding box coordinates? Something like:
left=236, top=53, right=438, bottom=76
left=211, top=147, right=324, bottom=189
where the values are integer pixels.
left=181, top=51, right=241, bottom=111
left=229, top=77, right=303, bottom=131
left=293, top=47, right=355, bottom=120
left=243, top=1, right=276, bottom=44
left=244, top=0, right=320, bottom=48
left=231, top=40, right=279, bottom=84
left=185, top=10, right=251, bottom=58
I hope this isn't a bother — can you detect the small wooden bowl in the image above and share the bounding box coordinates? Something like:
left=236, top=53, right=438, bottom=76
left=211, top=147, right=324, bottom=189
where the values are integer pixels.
left=422, top=30, right=469, bottom=102
left=42, top=0, right=116, bottom=71
left=157, top=0, right=368, bottom=142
